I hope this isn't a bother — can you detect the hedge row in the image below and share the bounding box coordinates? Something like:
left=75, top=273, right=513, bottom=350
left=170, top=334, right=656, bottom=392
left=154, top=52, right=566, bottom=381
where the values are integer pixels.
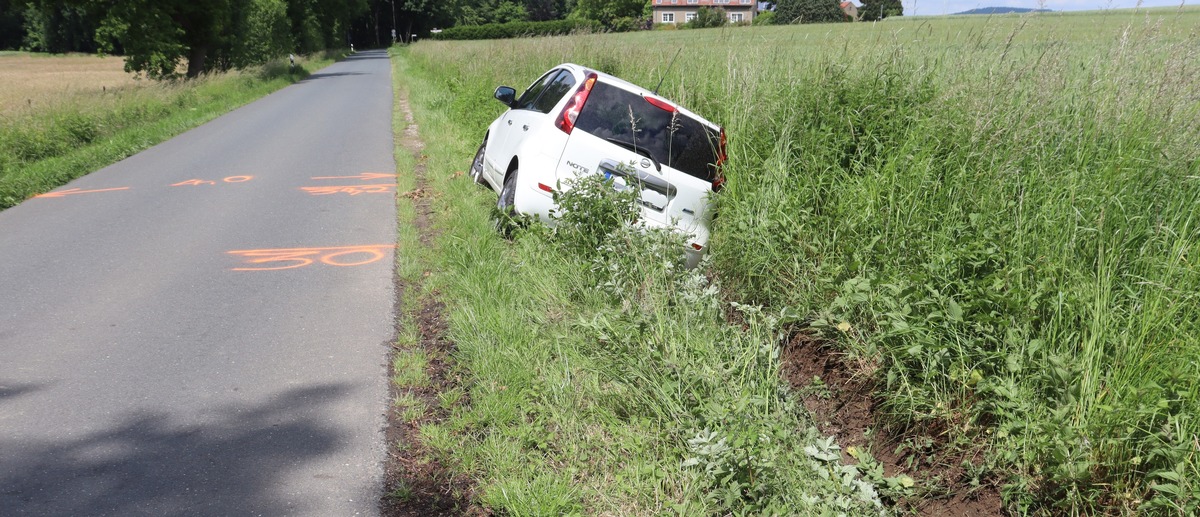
left=430, top=19, right=605, bottom=41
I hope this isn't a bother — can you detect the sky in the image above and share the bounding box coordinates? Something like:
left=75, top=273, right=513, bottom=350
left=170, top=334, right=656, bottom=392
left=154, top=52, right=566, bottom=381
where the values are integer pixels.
left=902, top=0, right=1195, bottom=16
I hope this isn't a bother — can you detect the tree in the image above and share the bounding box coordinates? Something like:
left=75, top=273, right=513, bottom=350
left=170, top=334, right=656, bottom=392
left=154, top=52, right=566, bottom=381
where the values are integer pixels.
left=453, top=0, right=529, bottom=26
left=570, top=0, right=644, bottom=27
left=392, top=0, right=456, bottom=41
left=858, top=0, right=901, bottom=20
left=89, top=0, right=367, bottom=79
left=523, top=0, right=569, bottom=21
left=774, top=0, right=845, bottom=24
left=0, top=0, right=23, bottom=50
left=19, top=0, right=105, bottom=53
left=93, top=0, right=234, bottom=79
left=685, top=6, right=725, bottom=28
left=229, top=0, right=293, bottom=69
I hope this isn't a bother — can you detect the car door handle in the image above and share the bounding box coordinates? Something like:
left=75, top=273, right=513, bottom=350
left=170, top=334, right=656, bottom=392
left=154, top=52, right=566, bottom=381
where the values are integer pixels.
left=522, top=125, right=529, bottom=131
left=507, top=120, right=513, bottom=125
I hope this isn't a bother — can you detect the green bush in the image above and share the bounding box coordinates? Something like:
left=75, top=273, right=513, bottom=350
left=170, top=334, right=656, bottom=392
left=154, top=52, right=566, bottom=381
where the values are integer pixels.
left=431, top=19, right=607, bottom=40
left=685, top=7, right=727, bottom=29
left=608, top=16, right=644, bottom=33
left=549, top=173, right=640, bottom=256
left=774, top=0, right=848, bottom=24
left=752, top=10, right=776, bottom=25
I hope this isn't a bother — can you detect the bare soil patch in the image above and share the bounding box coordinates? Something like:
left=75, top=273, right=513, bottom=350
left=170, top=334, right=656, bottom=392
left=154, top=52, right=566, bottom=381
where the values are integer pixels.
left=380, top=96, right=486, bottom=516
left=781, top=331, right=1005, bottom=516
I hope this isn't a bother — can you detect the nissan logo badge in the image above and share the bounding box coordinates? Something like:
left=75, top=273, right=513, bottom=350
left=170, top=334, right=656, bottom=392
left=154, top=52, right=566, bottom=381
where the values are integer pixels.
left=640, top=158, right=652, bottom=169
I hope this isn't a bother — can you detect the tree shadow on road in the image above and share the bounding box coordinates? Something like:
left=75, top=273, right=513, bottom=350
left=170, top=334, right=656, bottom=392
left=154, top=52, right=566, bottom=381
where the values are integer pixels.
left=0, top=383, right=355, bottom=516
left=0, top=381, right=42, bottom=401
left=301, top=71, right=371, bottom=82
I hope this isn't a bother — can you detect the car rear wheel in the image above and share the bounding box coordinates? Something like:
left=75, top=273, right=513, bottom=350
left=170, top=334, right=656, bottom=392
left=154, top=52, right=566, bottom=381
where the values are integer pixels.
left=495, top=168, right=519, bottom=236
left=498, top=168, right=517, bottom=212
left=470, top=141, right=488, bottom=187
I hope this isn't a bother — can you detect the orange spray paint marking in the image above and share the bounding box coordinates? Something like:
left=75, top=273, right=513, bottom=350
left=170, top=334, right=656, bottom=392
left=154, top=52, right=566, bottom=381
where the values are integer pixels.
left=172, top=179, right=217, bottom=187
left=36, top=187, right=130, bottom=198
left=311, top=173, right=396, bottom=181
left=300, top=184, right=395, bottom=196
left=172, top=176, right=254, bottom=187
left=227, top=245, right=395, bottom=271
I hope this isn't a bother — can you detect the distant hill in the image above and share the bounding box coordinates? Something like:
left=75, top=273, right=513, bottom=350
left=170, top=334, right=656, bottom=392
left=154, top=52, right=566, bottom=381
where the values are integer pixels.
left=954, top=7, right=1054, bottom=14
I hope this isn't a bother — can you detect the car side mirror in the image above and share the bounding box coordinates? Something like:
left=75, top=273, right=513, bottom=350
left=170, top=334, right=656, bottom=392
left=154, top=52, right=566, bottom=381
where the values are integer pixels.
left=494, top=86, right=516, bottom=107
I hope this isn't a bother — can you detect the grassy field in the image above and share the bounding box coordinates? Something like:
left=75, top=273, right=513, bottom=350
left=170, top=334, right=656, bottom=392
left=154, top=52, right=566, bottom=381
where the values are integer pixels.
left=0, top=51, right=341, bottom=209
left=389, top=7, right=1199, bottom=515
left=389, top=49, right=899, bottom=516
left=0, top=53, right=143, bottom=115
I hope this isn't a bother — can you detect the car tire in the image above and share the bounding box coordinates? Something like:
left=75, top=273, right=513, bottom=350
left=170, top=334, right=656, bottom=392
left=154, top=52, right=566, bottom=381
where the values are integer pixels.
left=470, top=141, right=488, bottom=187
left=495, top=168, right=519, bottom=236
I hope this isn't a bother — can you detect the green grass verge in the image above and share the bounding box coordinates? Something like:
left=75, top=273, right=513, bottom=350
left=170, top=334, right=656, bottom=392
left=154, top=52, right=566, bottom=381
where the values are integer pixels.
left=0, top=51, right=346, bottom=209
left=392, top=10, right=1200, bottom=515
left=389, top=45, right=903, bottom=514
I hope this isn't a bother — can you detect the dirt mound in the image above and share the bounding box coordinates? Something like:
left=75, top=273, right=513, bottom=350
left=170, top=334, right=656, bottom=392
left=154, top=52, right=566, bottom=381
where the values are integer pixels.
left=781, top=331, right=1004, bottom=516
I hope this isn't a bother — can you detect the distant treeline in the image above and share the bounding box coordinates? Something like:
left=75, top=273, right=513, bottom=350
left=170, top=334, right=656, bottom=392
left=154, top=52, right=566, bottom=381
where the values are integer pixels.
left=2, top=0, right=386, bottom=78
left=0, top=0, right=906, bottom=78
left=430, top=19, right=605, bottom=40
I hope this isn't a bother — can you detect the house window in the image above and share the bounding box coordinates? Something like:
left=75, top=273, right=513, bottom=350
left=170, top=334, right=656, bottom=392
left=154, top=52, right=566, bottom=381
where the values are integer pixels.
left=730, top=12, right=744, bottom=22
left=688, top=0, right=698, bottom=3
left=740, top=0, right=751, bottom=3
left=685, top=12, right=697, bottom=21
left=662, top=12, right=675, bottom=22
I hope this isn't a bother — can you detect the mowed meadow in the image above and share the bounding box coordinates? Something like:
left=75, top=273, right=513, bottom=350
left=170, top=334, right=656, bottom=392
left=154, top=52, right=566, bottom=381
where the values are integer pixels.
left=0, top=52, right=143, bottom=115
left=395, top=7, right=1199, bottom=515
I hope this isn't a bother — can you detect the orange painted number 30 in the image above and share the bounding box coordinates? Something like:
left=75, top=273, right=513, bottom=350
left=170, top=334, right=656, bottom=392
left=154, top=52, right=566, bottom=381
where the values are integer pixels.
left=226, top=245, right=395, bottom=271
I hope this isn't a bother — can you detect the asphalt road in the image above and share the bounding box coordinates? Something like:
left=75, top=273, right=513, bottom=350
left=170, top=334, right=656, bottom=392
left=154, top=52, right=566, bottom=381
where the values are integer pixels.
left=0, top=50, right=397, bottom=515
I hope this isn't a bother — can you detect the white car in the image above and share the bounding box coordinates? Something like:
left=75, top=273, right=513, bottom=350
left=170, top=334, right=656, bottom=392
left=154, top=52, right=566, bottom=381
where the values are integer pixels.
left=469, top=63, right=726, bottom=268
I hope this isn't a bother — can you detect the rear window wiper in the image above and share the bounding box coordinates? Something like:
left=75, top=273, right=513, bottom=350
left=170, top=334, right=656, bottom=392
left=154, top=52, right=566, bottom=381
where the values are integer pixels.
left=605, top=137, right=661, bottom=172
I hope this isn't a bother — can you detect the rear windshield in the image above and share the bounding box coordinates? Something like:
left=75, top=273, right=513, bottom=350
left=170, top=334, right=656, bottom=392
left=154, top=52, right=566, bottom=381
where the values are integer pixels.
left=573, top=81, right=720, bottom=182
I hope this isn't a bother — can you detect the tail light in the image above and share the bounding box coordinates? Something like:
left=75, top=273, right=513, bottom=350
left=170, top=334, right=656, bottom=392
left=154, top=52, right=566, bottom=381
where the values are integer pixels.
left=644, top=95, right=677, bottom=113
left=712, top=128, right=727, bottom=192
left=556, top=73, right=597, bottom=134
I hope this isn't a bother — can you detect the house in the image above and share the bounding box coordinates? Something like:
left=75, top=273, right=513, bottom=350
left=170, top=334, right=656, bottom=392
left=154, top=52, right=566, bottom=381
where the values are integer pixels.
left=840, top=1, right=859, bottom=19
left=651, top=0, right=760, bottom=25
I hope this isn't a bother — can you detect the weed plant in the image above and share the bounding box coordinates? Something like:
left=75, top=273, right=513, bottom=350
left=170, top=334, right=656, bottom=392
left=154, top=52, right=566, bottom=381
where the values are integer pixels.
left=397, top=8, right=1199, bottom=514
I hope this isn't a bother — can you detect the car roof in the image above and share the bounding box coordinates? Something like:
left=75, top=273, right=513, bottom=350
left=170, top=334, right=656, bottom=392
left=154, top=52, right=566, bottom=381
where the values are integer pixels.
left=554, top=63, right=720, bottom=131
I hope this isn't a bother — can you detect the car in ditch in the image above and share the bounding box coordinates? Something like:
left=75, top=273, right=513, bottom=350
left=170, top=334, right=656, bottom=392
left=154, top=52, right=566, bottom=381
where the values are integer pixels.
left=469, top=63, right=726, bottom=268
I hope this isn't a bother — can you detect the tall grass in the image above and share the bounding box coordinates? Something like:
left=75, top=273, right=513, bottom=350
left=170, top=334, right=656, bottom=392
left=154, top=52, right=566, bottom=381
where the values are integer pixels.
left=394, top=47, right=896, bottom=514
left=399, top=8, right=1199, bottom=514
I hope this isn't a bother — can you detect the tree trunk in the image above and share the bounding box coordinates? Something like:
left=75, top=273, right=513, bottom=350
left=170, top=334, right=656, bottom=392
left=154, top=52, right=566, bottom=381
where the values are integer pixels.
left=186, top=44, right=208, bottom=78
